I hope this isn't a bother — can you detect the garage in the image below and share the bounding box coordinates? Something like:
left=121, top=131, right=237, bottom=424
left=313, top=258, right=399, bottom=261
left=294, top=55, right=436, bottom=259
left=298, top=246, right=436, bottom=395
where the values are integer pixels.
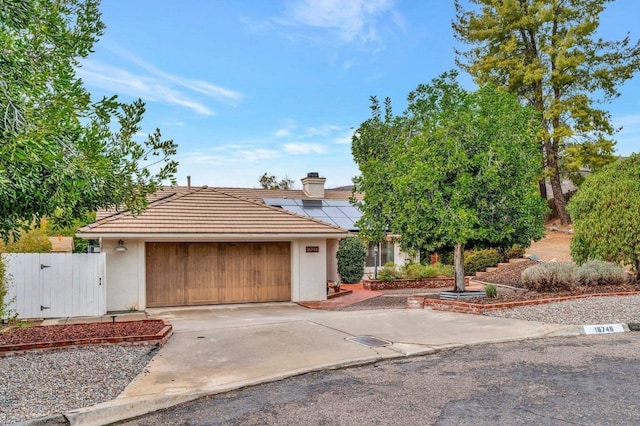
left=146, top=242, right=291, bottom=307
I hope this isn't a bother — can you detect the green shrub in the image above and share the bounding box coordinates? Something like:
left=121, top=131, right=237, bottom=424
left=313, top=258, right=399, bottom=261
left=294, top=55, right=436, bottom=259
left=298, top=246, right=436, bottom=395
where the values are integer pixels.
left=378, top=261, right=400, bottom=282
left=432, top=263, right=454, bottom=277
left=502, top=244, right=526, bottom=261
left=521, top=262, right=577, bottom=292
left=403, top=263, right=423, bottom=279
left=576, top=260, right=628, bottom=286
left=464, top=249, right=502, bottom=275
left=484, top=283, right=497, bottom=298
left=401, top=262, right=454, bottom=279
left=336, top=237, right=367, bottom=284
left=402, top=263, right=435, bottom=279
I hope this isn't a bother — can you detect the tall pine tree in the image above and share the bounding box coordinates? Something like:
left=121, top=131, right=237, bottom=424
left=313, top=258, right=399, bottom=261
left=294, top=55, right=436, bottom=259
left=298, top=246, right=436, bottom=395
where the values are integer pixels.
left=453, top=0, right=640, bottom=224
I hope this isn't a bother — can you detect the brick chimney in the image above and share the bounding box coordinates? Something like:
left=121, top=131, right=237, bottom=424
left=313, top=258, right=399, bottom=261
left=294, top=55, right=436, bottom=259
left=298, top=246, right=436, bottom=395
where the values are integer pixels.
left=301, top=172, right=326, bottom=198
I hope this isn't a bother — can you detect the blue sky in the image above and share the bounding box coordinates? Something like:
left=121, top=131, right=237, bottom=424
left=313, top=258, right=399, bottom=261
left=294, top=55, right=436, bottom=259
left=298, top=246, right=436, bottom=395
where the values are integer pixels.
left=80, top=0, right=640, bottom=189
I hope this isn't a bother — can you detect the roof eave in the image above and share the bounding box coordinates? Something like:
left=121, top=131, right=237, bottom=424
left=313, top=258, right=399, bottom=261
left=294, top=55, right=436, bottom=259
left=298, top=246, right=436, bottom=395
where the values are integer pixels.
left=76, top=232, right=351, bottom=240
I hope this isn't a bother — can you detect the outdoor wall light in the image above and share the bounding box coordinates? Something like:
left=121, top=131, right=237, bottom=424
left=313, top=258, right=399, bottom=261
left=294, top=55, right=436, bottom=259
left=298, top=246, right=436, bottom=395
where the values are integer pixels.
left=114, top=240, right=128, bottom=252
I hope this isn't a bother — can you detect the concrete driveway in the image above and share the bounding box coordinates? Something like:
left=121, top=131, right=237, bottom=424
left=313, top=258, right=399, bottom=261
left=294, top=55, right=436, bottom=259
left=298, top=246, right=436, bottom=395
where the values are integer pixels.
left=66, top=303, right=581, bottom=426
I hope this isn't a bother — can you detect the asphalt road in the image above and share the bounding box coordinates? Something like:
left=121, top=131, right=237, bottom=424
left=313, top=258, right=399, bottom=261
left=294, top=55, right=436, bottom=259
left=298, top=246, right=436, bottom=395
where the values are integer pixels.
left=120, top=333, right=640, bottom=426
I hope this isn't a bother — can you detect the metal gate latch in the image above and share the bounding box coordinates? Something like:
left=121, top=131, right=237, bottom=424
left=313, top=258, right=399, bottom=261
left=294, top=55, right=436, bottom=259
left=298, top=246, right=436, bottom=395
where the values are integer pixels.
left=40, top=264, right=51, bottom=269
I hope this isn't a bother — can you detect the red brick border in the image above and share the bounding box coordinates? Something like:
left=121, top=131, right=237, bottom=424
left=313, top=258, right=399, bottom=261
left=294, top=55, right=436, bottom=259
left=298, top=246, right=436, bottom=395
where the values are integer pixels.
left=364, top=276, right=469, bottom=291
left=421, top=291, right=640, bottom=315
left=0, top=319, right=173, bottom=354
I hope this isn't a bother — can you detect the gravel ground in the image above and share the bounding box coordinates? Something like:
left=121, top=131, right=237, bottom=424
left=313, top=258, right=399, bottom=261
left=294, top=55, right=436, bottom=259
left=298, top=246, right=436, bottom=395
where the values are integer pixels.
left=0, top=344, right=157, bottom=424
left=484, top=294, right=640, bottom=325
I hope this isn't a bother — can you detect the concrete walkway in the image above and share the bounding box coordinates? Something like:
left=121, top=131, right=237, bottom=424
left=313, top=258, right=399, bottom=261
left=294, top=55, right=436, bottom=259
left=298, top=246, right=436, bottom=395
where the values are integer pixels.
left=63, top=303, right=581, bottom=425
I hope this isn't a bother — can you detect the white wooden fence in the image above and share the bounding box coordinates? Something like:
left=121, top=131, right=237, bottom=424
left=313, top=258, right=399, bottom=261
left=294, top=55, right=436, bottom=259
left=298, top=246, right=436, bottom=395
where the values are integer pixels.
left=2, top=253, right=106, bottom=319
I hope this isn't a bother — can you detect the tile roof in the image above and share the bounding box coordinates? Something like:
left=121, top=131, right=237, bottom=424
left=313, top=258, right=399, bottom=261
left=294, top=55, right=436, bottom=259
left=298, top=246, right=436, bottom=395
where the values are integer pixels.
left=96, top=186, right=361, bottom=220
left=81, top=186, right=349, bottom=236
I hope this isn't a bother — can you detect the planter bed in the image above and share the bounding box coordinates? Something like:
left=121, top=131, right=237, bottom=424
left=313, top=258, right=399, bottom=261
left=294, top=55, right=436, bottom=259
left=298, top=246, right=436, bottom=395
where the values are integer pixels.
left=363, top=276, right=468, bottom=290
left=0, top=319, right=172, bottom=354
left=419, top=289, right=640, bottom=315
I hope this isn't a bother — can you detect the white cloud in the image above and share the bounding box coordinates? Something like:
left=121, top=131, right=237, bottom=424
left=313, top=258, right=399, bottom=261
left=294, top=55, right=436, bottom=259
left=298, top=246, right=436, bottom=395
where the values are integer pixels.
left=614, top=114, right=640, bottom=128
left=77, top=42, right=244, bottom=116
left=78, top=60, right=215, bottom=116
left=302, top=123, right=342, bottom=137
left=287, top=0, right=397, bottom=44
left=180, top=146, right=282, bottom=165
left=273, top=119, right=298, bottom=138
left=275, top=128, right=292, bottom=137
left=102, top=42, right=244, bottom=105
left=283, top=143, right=327, bottom=154
left=332, top=129, right=355, bottom=145
left=235, top=148, right=282, bottom=162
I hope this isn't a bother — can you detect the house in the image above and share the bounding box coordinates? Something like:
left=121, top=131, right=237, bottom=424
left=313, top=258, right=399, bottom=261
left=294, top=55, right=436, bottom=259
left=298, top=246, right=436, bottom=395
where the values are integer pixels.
left=218, top=174, right=413, bottom=278
left=77, top=173, right=410, bottom=311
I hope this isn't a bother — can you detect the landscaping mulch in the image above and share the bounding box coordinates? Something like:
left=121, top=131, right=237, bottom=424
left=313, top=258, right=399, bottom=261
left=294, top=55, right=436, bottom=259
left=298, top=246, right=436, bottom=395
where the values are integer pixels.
left=474, top=260, right=640, bottom=304
left=478, top=259, right=537, bottom=287
left=0, top=320, right=167, bottom=346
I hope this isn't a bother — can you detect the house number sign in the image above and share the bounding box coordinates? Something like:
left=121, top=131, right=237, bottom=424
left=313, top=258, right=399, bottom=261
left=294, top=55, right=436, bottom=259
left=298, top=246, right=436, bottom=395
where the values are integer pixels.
left=583, top=324, right=625, bottom=335
left=305, top=246, right=320, bottom=253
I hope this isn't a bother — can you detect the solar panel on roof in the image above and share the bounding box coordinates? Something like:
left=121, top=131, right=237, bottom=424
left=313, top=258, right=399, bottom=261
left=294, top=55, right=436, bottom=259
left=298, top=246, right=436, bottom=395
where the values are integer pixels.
left=324, top=200, right=352, bottom=207
left=304, top=209, right=329, bottom=218
left=338, top=206, right=362, bottom=218
left=322, top=206, right=347, bottom=217
left=261, top=197, right=362, bottom=230
left=332, top=217, right=358, bottom=230
left=285, top=206, right=306, bottom=216
left=262, top=197, right=297, bottom=206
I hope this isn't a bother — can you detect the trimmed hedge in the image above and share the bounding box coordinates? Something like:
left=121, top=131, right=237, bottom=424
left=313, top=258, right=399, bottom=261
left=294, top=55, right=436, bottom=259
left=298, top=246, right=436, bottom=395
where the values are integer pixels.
left=336, top=237, right=367, bottom=283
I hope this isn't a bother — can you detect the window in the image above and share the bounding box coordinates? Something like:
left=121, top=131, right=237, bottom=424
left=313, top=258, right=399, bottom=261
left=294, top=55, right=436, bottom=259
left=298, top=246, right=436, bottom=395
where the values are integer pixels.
left=365, top=241, right=395, bottom=267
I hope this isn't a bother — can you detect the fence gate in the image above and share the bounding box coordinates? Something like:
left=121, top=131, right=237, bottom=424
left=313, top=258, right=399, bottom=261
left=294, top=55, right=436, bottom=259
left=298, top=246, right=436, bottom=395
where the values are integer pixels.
left=2, top=253, right=106, bottom=319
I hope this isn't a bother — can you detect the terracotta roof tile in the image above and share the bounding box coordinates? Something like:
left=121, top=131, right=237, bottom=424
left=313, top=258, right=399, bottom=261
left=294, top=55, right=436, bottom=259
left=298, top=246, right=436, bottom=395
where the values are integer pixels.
left=81, top=187, right=348, bottom=236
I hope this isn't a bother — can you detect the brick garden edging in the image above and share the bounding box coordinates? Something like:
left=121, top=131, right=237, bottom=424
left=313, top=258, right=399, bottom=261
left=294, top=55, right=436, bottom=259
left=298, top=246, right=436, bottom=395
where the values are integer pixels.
left=364, top=276, right=469, bottom=290
left=410, top=291, right=640, bottom=314
left=0, top=319, right=173, bottom=354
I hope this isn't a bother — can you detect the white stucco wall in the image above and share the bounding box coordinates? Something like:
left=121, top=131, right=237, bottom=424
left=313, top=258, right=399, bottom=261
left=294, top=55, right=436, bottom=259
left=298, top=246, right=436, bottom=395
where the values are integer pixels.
left=291, top=239, right=328, bottom=302
left=102, top=238, right=144, bottom=312
left=325, top=239, right=339, bottom=283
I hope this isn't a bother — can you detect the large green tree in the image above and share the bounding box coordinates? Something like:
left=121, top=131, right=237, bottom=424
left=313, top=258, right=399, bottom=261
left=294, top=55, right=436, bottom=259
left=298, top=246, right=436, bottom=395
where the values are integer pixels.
left=0, top=0, right=178, bottom=240
left=453, top=0, right=640, bottom=224
left=352, top=72, right=546, bottom=291
left=568, top=154, right=640, bottom=280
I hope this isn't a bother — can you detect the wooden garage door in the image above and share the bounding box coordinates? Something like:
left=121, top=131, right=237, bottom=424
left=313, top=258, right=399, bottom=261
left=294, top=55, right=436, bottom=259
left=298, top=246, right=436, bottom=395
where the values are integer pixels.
left=146, top=242, right=291, bottom=307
